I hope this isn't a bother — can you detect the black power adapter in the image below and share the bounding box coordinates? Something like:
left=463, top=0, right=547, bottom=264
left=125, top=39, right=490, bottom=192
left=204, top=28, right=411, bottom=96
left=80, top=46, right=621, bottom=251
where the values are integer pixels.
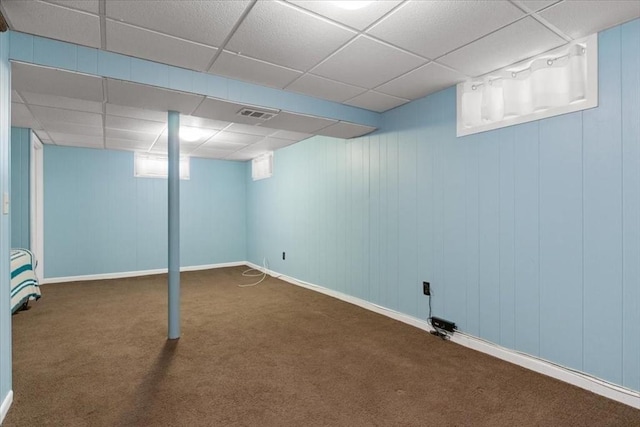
left=430, top=316, right=456, bottom=333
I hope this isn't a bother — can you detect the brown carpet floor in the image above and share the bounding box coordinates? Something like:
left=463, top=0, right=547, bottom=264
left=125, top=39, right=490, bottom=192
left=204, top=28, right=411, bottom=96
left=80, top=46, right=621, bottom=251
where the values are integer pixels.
left=5, top=267, right=639, bottom=426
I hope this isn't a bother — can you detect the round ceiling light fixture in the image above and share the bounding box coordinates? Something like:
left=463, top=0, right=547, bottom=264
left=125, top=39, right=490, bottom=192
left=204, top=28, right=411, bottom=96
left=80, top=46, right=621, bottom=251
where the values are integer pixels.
left=179, top=127, right=203, bottom=142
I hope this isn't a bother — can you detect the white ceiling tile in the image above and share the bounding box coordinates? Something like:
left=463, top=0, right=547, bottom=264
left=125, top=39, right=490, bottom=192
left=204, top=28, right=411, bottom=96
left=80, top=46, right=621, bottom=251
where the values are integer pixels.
left=344, top=91, right=408, bottom=112
left=225, top=123, right=277, bottom=137
left=376, top=62, right=468, bottom=100
left=105, top=128, right=158, bottom=143
left=192, top=97, right=279, bottom=126
left=149, top=136, right=199, bottom=154
left=191, top=147, right=241, bottom=160
left=226, top=0, right=357, bottom=71
left=264, top=112, right=337, bottom=133
left=312, top=36, right=426, bottom=88
left=106, top=20, right=218, bottom=72
left=12, top=91, right=23, bottom=103
left=106, top=104, right=168, bottom=122
left=11, top=103, right=40, bottom=129
left=43, top=0, right=99, bottom=14
left=368, top=0, right=525, bottom=58
left=316, top=122, right=377, bottom=139
left=287, top=0, right=402, bottom=30
left=106, top=115, right=167, bottom=134
left=2, top=0, right=100, bottom=47
left=210, top=51, right=303, bottom=89
left=105, top=138, right=154, bottom=152
left=44, top=122, right=103, bottom=137
left=107, top=79, right=204, bottom=115
left=539, top=1, right=640, bottom=39
left=12, top=63, right=104, bottom=102
left=30, top=105, right=103, bottom=127
left=209, top=131, right=264, bottom=145
left=270, top=130, right=312, bottom=141
left=248, top=137, right=297, bottom=151
left=179, top=115, right=230, bottom=130
left=225, top=150, right=264, bottom=161
left=105, top=0, right=250, bottom=46
left=49, top=132, right=103, bottom=148
left=286, top=74, right=367, bottom=102
left=201, top=139, right=248, bottom=150
left=21, top=92, right=103, bottom=114
left=439, top=17, right=567, bottom=77
left=513, top=1, right=561, bottom=13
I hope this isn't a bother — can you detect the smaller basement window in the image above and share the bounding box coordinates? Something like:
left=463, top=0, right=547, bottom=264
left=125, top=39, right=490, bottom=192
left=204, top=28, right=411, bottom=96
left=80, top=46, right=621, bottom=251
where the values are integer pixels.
left=134, top=152, right=190, bottom=180
left=252, top=152, right=273, bottom=181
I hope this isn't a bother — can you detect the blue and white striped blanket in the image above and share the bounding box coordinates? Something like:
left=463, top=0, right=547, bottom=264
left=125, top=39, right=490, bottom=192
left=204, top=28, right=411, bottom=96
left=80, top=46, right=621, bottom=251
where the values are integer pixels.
left=11, top=249, right=40, bottom=313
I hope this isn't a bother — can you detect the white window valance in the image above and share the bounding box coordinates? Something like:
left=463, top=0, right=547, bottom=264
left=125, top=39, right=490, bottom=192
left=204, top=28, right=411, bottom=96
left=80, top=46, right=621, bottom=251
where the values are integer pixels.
left=457, top=34, right=598, bottom=137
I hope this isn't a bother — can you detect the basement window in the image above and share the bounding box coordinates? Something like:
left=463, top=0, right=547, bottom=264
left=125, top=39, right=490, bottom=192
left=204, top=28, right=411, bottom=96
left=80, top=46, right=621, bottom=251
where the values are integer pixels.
left=252, top=152, right=273, bottom=181
left=457, top=34, right=598, bottom=136
left=134, top=152, right=190, bottom=180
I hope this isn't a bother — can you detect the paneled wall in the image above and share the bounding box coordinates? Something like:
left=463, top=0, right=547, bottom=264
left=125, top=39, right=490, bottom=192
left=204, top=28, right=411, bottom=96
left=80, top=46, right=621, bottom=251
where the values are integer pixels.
left=247, top=20, right=640, bottom=391
left=10, top=127, right=29, bottom=249
left=0, top=31, right=13, bottom=413
left=44, top=146, right=247, bottom=278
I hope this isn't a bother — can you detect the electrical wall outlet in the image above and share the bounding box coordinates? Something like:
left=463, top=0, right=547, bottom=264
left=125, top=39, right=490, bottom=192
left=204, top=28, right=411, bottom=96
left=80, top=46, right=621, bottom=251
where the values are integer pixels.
left=423, top=281, right=430, bottom=296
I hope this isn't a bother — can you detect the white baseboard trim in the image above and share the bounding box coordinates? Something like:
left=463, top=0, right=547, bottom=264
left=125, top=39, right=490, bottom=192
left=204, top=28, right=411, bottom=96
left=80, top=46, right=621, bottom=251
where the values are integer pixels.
left=40, top=262, right=246, bottom=284
left=246, top=262, right=640, bottom=410
left=1, top=390, right=13, bottom=425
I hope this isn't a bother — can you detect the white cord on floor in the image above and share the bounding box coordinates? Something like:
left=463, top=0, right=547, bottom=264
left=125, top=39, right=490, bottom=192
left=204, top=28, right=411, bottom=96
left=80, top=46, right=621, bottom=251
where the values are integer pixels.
left=238, top=257, right=269, bottom=287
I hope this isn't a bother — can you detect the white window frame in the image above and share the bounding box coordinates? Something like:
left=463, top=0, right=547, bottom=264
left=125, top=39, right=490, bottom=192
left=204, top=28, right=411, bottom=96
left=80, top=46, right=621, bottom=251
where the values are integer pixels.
left=456, top=34, right=598, bottom=137
left=134, top=152, right=190, bottom=180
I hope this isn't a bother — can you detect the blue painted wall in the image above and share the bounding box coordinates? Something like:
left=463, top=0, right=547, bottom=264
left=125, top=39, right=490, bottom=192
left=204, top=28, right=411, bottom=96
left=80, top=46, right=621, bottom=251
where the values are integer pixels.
left=247, top=20, right=640, bottom=392
left=44, top=146, right=247, bottom=278
left=0, top=31, right=13, bottom=412
left=10, top=127, right=29, bottom=249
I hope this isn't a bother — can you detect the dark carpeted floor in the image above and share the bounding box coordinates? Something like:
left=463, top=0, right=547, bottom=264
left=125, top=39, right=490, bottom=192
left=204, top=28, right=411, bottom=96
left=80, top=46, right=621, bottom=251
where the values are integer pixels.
left=5, top=267, right=639, bottom=426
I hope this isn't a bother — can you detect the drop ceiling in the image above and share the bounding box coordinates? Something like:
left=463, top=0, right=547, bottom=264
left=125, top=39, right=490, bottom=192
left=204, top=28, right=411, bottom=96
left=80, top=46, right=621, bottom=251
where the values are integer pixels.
left=2, top=0, right=639, bottom=159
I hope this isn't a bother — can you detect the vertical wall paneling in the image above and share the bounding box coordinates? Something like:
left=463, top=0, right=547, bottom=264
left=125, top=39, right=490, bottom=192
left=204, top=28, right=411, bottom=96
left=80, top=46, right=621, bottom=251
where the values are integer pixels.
left=539, top=113, right=584, bottom=370
left=621, top=19, right=640, bottom=392
left=398, top=131, right=418, bottom=317
left=582, top=27, right=624, bottom=383
left=385, top=133, right=399, bottom=310
left=350, top=138, right=365, bottom=299
left=10, top=127, right=30, bottom=249
left=442, top=134, right=467, bottom=326
left=44, top=146, right=246, bottom=278
left=243, top=19, right=640, bottom=392
left=325, top=139, right=338, bottom=290
left=415, top=115, right=432, bottom=321
left=377, top=133, right=388, bottom=306
left=513, top=121, right=541, bottom=356
left=361, top=137, right=371, bottom=302
left=498, top=128, right=516, bottom=349
left=464, top=133, right=480, bottom=335
left=335, top=139, right=347, bottom=294
left=369, top=134, right=381, bottom=306
left=0, top=30, right=12, bottom=412
left=477, top=132, right=501, bottom=344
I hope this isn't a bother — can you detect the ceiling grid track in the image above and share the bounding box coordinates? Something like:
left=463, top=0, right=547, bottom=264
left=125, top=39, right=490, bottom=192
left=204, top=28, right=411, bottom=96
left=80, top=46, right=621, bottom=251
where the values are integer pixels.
left=204, top=0, right=258, bottom=73
left=99, top=0, right=107, bottom=50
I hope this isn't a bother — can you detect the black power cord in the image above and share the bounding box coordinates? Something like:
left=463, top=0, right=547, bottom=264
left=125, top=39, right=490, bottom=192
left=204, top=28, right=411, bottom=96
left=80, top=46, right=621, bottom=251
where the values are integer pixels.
left=427, top=291, right=450, bottom=340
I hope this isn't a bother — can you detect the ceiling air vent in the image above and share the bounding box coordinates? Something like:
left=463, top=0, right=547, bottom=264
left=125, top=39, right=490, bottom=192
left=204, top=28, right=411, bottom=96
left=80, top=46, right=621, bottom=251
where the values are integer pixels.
left=237, top=108, right=277, bottom=121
